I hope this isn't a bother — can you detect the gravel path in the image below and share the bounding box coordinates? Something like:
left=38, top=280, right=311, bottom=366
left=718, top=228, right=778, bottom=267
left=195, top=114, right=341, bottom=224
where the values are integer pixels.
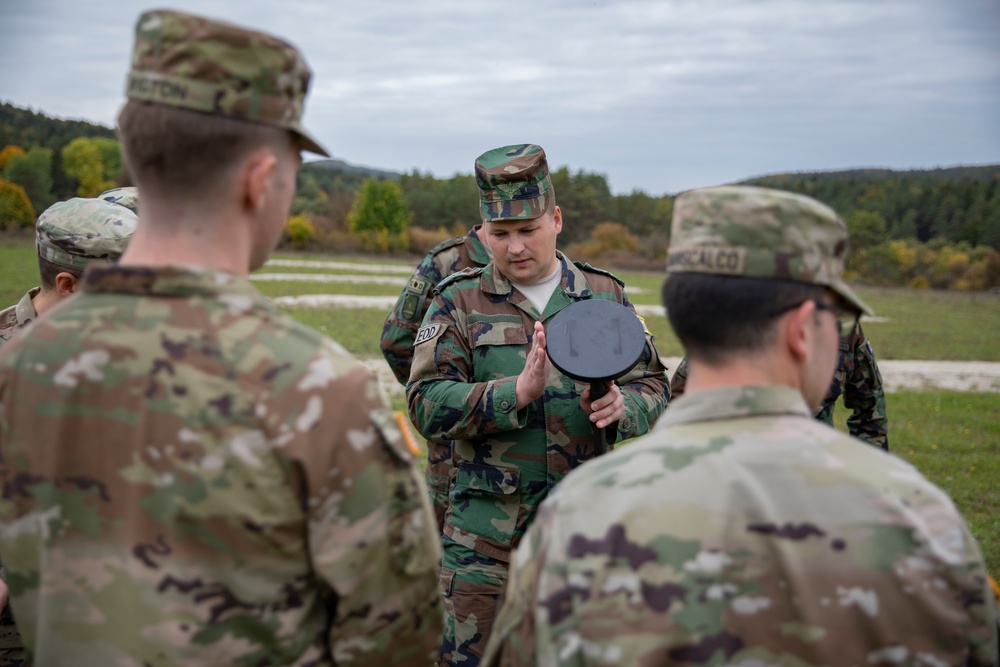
left=363, top=356, right=1000, bottom=396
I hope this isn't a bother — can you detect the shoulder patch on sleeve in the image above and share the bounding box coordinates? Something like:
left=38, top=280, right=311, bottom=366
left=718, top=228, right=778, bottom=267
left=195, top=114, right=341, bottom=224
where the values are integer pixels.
left=406, top=277, right=429, bottom=295
left=574, top=261, right=625, bottom=287
left=414, top=323, right=444, bottom=345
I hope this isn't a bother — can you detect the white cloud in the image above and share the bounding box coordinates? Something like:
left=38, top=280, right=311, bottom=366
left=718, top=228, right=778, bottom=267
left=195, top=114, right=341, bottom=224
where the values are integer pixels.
left=1, top=0, right=997, bottom=194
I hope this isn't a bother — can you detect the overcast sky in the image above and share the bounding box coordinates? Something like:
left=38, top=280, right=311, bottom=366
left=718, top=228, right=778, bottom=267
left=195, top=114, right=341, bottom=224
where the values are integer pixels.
left=1, top=0, right=998, bottom=195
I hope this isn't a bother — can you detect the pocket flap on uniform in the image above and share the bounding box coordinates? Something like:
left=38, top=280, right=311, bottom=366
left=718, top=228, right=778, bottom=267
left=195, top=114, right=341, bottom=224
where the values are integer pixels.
left=455, top=463, right=520, bottom=495
left=469, top=317, right=528, bottom=348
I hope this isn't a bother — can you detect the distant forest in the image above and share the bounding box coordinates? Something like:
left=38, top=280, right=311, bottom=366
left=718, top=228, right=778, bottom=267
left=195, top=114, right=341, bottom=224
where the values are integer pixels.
left=2, top=100, right=999, bottom=289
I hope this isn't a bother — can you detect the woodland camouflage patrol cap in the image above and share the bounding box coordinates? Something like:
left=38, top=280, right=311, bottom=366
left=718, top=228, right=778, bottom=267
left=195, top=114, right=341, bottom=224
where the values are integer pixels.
left=126, top=9, right=329, bottom=156
left=97, top=186, right=140, bottom=214
left=36, top=198, right=138, bottom=271
left=667, top=185, right=873, bottom=315
left=475, top=144, right=554, bottom=222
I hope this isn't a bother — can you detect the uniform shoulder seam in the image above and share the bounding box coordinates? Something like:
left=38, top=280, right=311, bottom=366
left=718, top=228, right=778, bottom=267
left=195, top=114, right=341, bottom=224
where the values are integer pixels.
left=574, top=261, right=625, bottom=287
left=428, top=235, right=466, bottom=255
left=435, top=266, right=484, bottom=292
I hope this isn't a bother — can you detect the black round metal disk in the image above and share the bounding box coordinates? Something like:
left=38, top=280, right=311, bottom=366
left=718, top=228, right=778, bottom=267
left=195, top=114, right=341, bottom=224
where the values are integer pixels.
left=546, top=300, right=647, bottom=383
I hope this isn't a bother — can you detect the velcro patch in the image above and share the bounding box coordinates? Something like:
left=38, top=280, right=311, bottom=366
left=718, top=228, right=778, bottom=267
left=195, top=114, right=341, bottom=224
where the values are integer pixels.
left=667, top=247, right=746, bottom=275
left=414, top=323, right=443, bottom=345
left=401, top=293, right=420, bottom=321
left=407, top=277, right=429, bottom=295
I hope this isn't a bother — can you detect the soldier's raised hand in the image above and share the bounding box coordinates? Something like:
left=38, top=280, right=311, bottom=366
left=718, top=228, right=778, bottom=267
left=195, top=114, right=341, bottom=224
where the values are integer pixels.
left=515, top=321, right=551, bottom=409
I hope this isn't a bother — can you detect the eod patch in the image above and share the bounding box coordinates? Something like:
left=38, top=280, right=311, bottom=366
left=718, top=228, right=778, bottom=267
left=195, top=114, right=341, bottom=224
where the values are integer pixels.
left=414, top=323, right=443, bottom=345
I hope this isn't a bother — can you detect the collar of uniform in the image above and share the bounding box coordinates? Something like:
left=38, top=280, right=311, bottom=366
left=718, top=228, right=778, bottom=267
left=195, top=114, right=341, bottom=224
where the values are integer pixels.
left=467, top=226, right=492, bottom=267
left=659, top=384, right=813, bottom=428
left=81, top=265, right=272, bottom=306
left=14, top=287, right=41, bottom=325
left=482, top=251, right=591, bottom=298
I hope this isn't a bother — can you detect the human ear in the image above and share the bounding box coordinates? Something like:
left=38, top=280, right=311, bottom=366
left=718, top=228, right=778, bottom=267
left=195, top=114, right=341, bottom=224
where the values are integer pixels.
left=242, top=149, right=279, bottom=213
left=783, top=300, right=816, bottom=363
left=54, top=272, right=79, bottom=297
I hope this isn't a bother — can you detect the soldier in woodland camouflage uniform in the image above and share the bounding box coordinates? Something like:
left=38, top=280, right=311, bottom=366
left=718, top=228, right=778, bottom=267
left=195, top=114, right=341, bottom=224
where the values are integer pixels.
left=0, top=195, right=137, bottom=666
left=0, top=194, right=138, bottom=347
left=381, top=226, right=491, bottom=531
left=814, top=321, right=888, bottom=448
left=408, top=144, right=669, bottom=667
left=0, top=10, right=441, bottom=666
left=671, top=319, right=889, bottom=449
left=483, top=186, right=998, bottom=667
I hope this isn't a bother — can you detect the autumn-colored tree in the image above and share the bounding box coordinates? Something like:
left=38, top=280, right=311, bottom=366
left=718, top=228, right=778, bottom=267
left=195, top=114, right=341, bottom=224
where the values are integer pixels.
left=61, top=136, right=123, bottom=196
left=4, top=146, right=55, bottom=212
left=0, top=145, right=26, bottom=172
left=284, top=215, right=316, bottom=247
left=0, top=178, right=37, bottom=231
left=347, top=178, right=411, bottom=253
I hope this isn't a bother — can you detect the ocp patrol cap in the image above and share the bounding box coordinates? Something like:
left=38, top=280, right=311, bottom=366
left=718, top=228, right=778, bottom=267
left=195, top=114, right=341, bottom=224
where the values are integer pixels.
left=475, top=144, right=554, bottom=222
left=126, top=9, right=330, bottom=156
left=666, top=185, right=872, bottom=315
left=97, top=186, right=140, bottom=214
left=36, top=197, right=138, bottom=271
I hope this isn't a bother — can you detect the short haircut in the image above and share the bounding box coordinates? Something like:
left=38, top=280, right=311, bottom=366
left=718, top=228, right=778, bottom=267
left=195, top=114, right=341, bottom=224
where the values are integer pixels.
left=38, top=256, right=83, bottom=291
left=662, top=273, right=825, bottom=365
left=117, top=101, right=294, bottom=198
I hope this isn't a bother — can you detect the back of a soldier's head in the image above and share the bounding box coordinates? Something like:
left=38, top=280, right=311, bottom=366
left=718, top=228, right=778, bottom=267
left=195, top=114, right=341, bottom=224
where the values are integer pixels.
left=116, top=10, right=328, bottom=198
left=662, top=186, right=871, bottom=365
left=36, top=195, right=138, bottom=291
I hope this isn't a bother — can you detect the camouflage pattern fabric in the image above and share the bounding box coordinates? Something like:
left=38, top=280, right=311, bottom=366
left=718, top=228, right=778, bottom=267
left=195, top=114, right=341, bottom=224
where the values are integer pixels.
left=815, top=321, right=889, bottom=450
left=97, top=186, right=140, bottom=214
left=667, top=185, right=871, bottom=316
left=483, top=385, right=998, bottom=666
left=475, top=145, right=554, bottom=222
left=127, top=9, right=329, bottom=156
left=407, top=252, right=669, bottom=665
left=380, top=226, right=491, bottom=531
left=36, top=197, right=138, bottom=271
left=0, top=289, right=34, bottom=664
left=0, top=265, right=442, bottom=666
left=0, top=288, right=40, bottom=349
left=671, top=326, right=889, bottom=450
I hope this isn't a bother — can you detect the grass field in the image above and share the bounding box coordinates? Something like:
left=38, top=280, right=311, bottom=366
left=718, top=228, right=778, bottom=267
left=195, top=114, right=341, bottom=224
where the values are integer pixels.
left=1, top=234, right=998, bottom=573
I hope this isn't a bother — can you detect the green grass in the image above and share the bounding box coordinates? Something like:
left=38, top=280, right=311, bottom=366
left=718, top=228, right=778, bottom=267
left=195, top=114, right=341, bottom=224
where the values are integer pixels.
left=282, top=306, right=394, bottom=357
left=252, top=279, right=403, bottom=299
left=0, top=236, right=37, bottom=307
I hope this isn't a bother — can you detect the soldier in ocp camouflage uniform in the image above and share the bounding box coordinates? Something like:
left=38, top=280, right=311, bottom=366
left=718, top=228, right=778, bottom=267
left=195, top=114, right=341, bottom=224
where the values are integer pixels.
left=408, top=144, right=669, bottom=667
left=483, top=185, right=998, bottom=666
left=0, top=193, right=138, bottom=348
left=381, top=226, right=491, bottom=531
left=0, top=196, right=137, bottom=667
left=0, top=9, right=441, bottom=666
left=671, top=319, right=889, bottom=449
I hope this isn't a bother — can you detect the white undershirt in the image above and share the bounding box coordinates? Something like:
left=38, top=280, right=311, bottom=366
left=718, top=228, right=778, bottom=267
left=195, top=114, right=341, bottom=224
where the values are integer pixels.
left=510, top=264, right=562, bottom=314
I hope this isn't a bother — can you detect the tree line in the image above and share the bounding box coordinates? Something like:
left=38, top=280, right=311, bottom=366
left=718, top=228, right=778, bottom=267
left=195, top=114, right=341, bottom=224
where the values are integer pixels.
left=2, top=100, right=998, bottom=290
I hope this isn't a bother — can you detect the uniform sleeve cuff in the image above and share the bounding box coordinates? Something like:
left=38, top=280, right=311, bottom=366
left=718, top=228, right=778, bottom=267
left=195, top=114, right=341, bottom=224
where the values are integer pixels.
left=492, top=378, right=525, bottom=431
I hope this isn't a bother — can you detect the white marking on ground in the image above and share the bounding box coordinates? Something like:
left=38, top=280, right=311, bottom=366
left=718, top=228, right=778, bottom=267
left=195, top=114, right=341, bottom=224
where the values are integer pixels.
left=273, top=294, right=399, bottom=309
left=252, top=273, right=406, bottom=286
left=361, top=355, right=1000, bottom=396
left=258, top=269, right=646, bottom=293
left=264, top=259, right=414, bottom=274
